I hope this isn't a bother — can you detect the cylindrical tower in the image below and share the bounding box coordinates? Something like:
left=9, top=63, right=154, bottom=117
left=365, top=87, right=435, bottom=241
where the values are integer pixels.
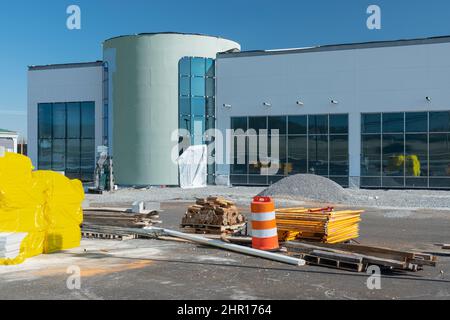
left=103, top=33, right=240, bottom=185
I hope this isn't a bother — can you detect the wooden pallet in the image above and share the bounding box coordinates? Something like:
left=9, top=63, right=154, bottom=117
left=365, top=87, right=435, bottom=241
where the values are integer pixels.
left=81, top=224, right=158, bottom=241
left=181, top=223, right=246, bottom=235
left=302, top=254, right=366, bottom=273
left=82, top=230, right=136, bottom=241
left=285, top=241, right=437, bottom=272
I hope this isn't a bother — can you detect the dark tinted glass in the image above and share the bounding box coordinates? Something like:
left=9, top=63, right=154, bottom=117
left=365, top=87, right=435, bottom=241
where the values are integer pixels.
left=361, top=135, right=381, bottom=176
left=308, top=135, right=328, bottom=175
left=231, top=136, right=247, bottom=174
left=205, top=59, right=215, bottom=77
left=429, top=133, right=450, bottom=177
left=206, top=98, right=215, bottom=117
left=38, top=103, right=52, bottom=139
left=81, top=102, right=95, bottom=139
left=308, top=115, right=328, bottom=134
left=329, top=114, right=348, bottom=134
left=288, top=116, right=307, bottom=135
left=269, top=135, right=286, bottom=176
left=430, top=111, right=450, bottom=132
left=382, top=134, right=404, bottom=176
left=361, top=177, right=381, bottom=188
left=248, top=117, right=267, bottom=134
left=329, top=135, right=349, bottom=175
left=231, top=117, right=247, bottom=133
left=52, top=139, right=66, bottom=171
left=38, top=139, right=52, bottom=170
left=268, top=116, right=287, bottom=135
left=81, top=139, right=95, bottom=181
left=405, top=134, right=428, bottom=177
left=206, top=78, right=215, bottom=97
left=179, top=77, right=190, bottom=96
left=361, top=114, right=381, bottom=134
left=67, top=102, right=81, bottom=138
left=53, top=103, right=66, bottom=138
left=179, top=115, right=191, bottom=132
left=288, top=136, right=307, bottom=174
left=406, top=112, right=427, bottom=133
left=179, top=97, right=190, bottom=115
left=66, top=139, right=80, bottom=179
left=430, top=178, right=450, bottom=188
left=383, top=113, right=404, bottom=133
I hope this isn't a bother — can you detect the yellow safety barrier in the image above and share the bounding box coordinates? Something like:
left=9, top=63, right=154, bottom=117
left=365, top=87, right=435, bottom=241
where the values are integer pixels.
left=276, top=207, right=363, bottom=244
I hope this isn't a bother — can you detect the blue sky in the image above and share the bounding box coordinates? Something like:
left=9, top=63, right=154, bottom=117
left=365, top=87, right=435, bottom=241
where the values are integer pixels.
left=1, top=0, right=450, bottom=140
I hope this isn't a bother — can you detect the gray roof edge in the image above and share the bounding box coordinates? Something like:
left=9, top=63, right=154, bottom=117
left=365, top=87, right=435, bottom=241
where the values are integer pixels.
left=28, top=61, right=104, bottom=71
left=218, top=35, right=450, bottom=59
left=103, top=32, right=235, bottom=43
left=0, top=129, right=18, bottom=135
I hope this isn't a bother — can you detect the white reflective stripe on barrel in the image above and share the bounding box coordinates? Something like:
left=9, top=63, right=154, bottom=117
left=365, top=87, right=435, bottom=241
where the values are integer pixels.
left=251, top=228, right=278, bottom=238
left=252, top=211, right=276, bottom=222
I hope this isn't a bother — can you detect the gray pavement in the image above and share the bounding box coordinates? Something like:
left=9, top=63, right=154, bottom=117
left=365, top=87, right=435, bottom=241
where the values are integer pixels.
left=1, top=201, right=449, bottom=300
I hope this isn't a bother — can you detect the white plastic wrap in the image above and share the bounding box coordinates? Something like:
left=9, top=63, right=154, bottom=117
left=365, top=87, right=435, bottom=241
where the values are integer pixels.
left=177, top=145, right=208, bottom=189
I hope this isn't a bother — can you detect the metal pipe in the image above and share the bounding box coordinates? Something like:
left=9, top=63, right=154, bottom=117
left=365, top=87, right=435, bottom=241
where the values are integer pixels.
left=146, top=227, right=305, bottom=266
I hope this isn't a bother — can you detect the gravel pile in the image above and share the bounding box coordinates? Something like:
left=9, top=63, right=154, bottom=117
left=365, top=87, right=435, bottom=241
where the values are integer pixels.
left=258, top=174, right=350, bottom=203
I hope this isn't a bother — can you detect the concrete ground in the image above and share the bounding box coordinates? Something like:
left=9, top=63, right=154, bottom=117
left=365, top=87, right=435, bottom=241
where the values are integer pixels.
left=1, top=198, right=450, bottom=300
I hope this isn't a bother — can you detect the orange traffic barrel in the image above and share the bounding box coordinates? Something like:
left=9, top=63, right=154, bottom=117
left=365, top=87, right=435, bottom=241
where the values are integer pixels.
left=251, top=196, right=279, bottom=251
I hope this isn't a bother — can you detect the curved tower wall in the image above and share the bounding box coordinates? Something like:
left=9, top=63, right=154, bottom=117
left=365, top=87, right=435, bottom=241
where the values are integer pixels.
left=103, top=34, right=240, bottom=185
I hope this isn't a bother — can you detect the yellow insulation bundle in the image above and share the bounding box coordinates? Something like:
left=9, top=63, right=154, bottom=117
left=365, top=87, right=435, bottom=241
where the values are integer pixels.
left=0, top=152, right=84, bottom=265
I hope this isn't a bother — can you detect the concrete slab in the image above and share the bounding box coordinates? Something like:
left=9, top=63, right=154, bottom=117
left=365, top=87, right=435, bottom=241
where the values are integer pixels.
left=0, top=202, right=449, bottom=300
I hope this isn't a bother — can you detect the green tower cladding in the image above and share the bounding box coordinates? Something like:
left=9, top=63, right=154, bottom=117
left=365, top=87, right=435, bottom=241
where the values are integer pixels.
left=103, top=33, right=240, bottom=186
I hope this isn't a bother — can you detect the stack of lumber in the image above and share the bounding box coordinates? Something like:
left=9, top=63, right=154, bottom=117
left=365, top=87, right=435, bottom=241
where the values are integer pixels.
left=83, top=210, right=161, bottom=229
left=182, top=197, right=246, bottom=234
left=276, top=207, right=363, bottom=244
left=285, top=241, right=437, bottom=273
left=0, top=233, right=28, bottom=259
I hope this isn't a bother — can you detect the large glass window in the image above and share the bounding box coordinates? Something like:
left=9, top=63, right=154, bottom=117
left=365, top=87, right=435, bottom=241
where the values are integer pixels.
left=362, top=111, right=450, bottom=189
left=38, top=102, right=95, bottom=182
left=179, top=57, right=216, bottom=183
left=230, top=114, right=349, bottom=187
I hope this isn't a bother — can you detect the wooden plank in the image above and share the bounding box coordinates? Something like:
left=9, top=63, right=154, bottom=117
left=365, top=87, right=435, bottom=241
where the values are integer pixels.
left=310, top=250, right=364, bottom=264
left=302, top=254, right=365, bottom=272
left=285, top=241, right=408, bottom=269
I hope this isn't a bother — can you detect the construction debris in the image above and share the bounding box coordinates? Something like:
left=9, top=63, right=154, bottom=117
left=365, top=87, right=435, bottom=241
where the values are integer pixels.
left=81, top=225, right=157, bottom=241
left=276, top=207, right=363, bottom=244
left=182, top=197, right=246, bottom=234
left=83, top=210, right=161, bottom=229
left=285, top=241, right=437, bottom=272
left=0, top=233, right=28, bottom=259
left=435, top=243, right=450, bottom=250
left=148, top=227, right=306, bottom=266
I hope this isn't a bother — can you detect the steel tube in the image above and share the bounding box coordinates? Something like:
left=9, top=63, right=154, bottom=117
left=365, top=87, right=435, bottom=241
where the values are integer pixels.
left=146, top=227, right=305, bottom=266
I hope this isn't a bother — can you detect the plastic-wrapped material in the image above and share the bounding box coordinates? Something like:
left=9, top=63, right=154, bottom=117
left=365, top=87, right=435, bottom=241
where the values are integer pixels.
left=177, top=145, right=207, bottom=189
left=0, top=153, right=84, bottom=265
left=0, top=153, right=46, bottom=265
left=32, top=171, right=84, bottom=254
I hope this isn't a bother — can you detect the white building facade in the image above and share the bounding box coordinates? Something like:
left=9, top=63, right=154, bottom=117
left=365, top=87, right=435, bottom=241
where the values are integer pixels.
left=27, top=34, right=450, bottom=189
left=0, top=129, right=18, bottom=153
left=28, top=62, right=104, bottom=181
left=215, top=37, right=450, bottom=189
